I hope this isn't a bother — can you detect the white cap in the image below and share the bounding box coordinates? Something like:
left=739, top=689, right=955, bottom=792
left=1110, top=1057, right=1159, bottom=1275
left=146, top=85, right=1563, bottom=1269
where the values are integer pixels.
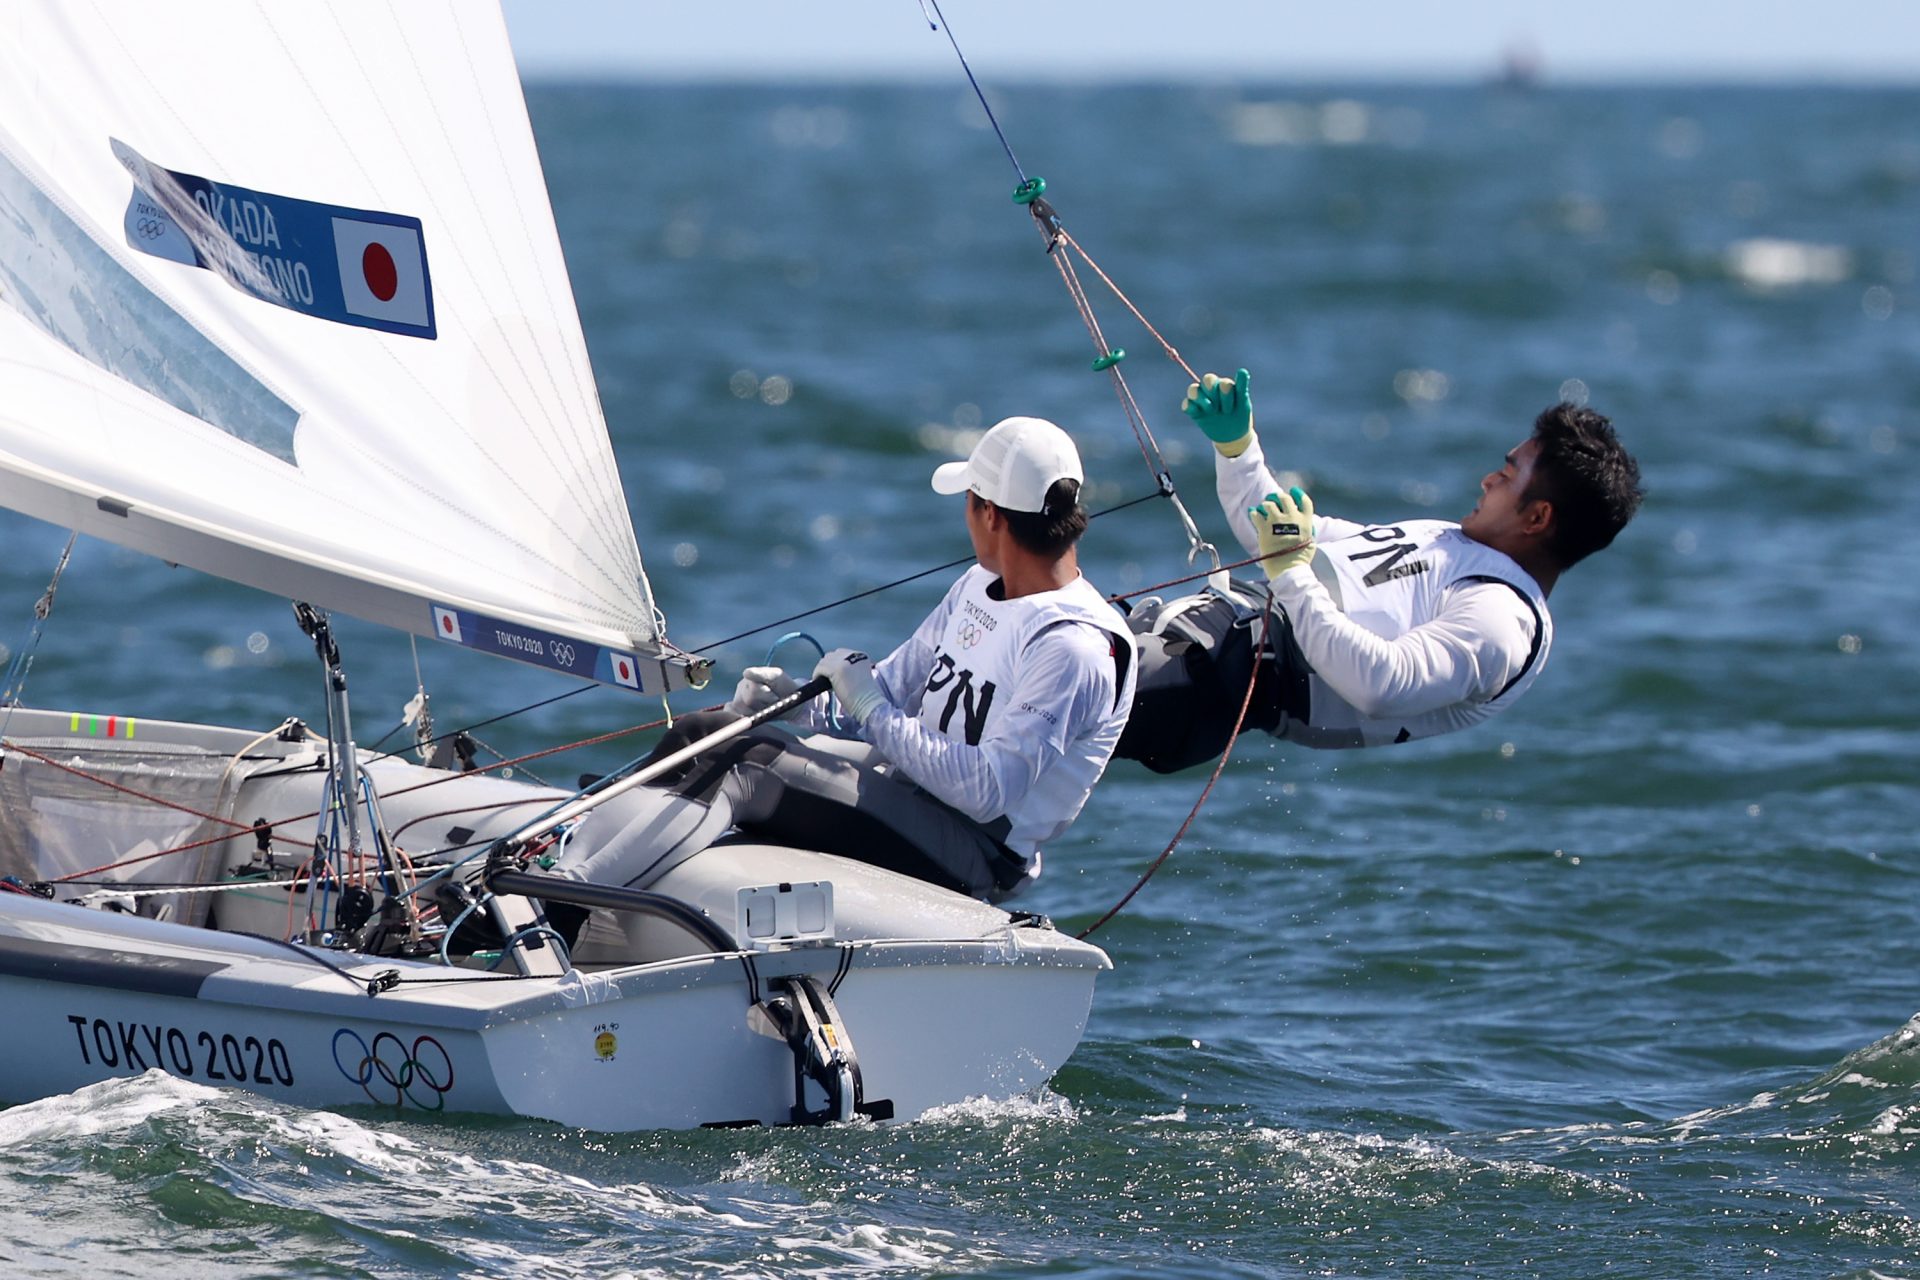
left=930, top=416, right=1084, bottom=515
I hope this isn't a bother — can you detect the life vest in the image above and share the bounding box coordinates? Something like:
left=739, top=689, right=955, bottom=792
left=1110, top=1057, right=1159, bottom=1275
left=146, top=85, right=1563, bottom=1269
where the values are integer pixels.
left=919, top=566, right=1136, bottom=854
left=1285, top=519, right=1551, bottom=747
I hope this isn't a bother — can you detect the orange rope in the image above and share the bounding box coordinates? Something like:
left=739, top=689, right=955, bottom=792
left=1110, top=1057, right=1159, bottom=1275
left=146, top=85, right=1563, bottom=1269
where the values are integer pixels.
left=28, top=708, right=699, bottom=883
left=1076, top=598, right=1274, bottom=940
left=3, top=740, right=264, bottom=834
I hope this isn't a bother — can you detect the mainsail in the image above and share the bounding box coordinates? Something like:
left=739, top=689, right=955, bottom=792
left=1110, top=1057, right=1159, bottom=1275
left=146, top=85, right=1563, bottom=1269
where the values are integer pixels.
left=0, top=2, right=705, bottom=694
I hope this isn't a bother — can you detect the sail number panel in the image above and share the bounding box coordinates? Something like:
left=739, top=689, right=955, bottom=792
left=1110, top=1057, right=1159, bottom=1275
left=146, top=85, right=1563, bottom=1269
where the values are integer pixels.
left=113, top=139, right=437, bottom=340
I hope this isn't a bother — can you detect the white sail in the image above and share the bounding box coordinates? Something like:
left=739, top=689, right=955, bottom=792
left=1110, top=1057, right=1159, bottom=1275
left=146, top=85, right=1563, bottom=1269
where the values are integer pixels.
left=0, top=2, right=706, bottom=694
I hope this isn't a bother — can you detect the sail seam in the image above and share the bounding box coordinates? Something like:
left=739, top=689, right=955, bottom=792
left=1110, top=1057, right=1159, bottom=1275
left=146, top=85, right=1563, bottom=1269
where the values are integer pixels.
left=237, top=2, right=648, bottom=630
left=313, top=2, right=640, bottom=583
left=451, top=6, right=645, bottom=583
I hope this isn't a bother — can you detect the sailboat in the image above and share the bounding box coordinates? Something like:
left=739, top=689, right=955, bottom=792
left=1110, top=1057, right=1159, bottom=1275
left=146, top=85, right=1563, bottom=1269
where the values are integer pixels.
left=0, top=2, right=1108, bottom=1129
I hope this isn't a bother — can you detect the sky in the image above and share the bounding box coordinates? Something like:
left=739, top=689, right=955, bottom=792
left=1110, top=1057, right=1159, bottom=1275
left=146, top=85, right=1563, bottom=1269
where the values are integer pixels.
left=500, top=1, right=1920, bottom=84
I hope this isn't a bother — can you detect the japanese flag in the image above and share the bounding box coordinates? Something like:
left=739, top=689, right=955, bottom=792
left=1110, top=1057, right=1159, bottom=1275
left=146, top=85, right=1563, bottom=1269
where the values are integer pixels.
left=608, top=651, right=641, bottom=689
left=431, top=605, right=462, bottom=644
left=332, top=217, right=430, bottom=328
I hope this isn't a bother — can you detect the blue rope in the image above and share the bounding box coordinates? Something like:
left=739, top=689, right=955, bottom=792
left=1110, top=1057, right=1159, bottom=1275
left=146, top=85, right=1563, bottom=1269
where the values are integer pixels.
left=439, top=894, right=488, bottom=967
left=764, top=631, right=826, bottom=668
left=918, top=0, right=1029, bottom=186
left=489, top=924, right=573, bottom=973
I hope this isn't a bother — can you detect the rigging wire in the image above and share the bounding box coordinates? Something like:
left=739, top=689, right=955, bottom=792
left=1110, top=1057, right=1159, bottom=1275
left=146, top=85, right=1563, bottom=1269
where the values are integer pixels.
left=37, top=708, right=688, bottom=885
left=686, top=490, right=1164, bottom=655
left=295, top=50, right=1235, bottom=758
left=916, top=0, right=1029, bottom=187
left=918, top=0, right=1221, bottom=580
left=8, top=12, right=1286, bottom=940
left=914, top=1, right=1287, bottom=935
left=0, top=531, right=78, bottom=743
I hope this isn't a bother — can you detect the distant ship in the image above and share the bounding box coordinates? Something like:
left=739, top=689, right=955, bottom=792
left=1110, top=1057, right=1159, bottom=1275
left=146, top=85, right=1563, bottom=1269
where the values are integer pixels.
left=1493, top=37, right=1544, bottom=91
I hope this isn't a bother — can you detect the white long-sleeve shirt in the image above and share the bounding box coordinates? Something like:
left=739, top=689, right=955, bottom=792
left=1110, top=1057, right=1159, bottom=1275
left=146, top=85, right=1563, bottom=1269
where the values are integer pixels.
left=1215, top=435, right=1550, bottom=747
left=797, top=566, right=1135, bottom=856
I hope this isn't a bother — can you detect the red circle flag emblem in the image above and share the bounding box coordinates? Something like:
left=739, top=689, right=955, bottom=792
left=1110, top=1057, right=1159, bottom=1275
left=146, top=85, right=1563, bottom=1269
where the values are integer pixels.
left=430, top=606, right=462, bottom=644
left=362, top=243, right=399, bottom=302
left=617, top=659, right=632, bottom=680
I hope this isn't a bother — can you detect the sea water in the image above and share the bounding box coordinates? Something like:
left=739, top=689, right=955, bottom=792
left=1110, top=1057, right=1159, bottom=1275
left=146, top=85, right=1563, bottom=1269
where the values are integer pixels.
left=1, top=83, right=1917, bottom=1277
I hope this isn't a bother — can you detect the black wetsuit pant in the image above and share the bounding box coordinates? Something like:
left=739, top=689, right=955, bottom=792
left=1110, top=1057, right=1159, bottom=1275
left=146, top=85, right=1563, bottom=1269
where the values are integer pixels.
left=1114, top=585, right=1311, bottom=774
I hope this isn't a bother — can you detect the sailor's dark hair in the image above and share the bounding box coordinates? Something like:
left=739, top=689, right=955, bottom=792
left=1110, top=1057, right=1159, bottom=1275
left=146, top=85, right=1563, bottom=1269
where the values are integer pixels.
left=971, top=480, right=1088, bottom=557
left=1524, top=402, right=1644, bottom=568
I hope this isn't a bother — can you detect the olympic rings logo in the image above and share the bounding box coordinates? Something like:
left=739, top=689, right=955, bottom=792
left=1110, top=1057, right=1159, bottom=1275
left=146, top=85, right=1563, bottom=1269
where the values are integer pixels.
left=136, top=217, right=167, bottom=240
left=957, top=621, right=983, bottom=649
left=332, top=1029, right=456, bottom=1111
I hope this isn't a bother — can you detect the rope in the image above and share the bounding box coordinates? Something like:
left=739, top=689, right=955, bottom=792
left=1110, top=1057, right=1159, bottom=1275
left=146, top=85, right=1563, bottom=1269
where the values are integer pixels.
left=1058, top=229, right=1200, bottom=382
left=463, top=732, right=551, bottom=788
left=687, top=491, right=1163, bottom=655
left=1076, top=595, right=1274, bottom=940
left=33, top=710, right=685, bottom=884
left=1, top=3, right=1296, bottom=939
left=67, top=876, right=305, bottom=904
left=917, top=0, right=1220, bottom=575
left=358, top=683, right=598, bottom=769
left=0, top=741, right=279, bottom=841
left=1108, top=546, right=1289, bottom=604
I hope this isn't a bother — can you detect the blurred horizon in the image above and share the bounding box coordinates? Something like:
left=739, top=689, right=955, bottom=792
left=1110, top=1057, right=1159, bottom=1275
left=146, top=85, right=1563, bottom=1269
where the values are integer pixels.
left=501, top=0, right=1920, bottom=86
left=512, top=71, right=1920, bottom=88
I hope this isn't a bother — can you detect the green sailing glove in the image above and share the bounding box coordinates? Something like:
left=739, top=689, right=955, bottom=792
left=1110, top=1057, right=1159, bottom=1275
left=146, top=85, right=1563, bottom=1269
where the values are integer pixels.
left=1249, top=487, right=1316, bottom=580
left=1182, top=367, right=1255, bottom=456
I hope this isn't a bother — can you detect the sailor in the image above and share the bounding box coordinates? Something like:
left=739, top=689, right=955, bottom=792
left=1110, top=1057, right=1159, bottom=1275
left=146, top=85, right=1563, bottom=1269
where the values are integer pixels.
left=655, top=416, right=1135, bottom=901
left=1116, top=370, right=1642, bottom=772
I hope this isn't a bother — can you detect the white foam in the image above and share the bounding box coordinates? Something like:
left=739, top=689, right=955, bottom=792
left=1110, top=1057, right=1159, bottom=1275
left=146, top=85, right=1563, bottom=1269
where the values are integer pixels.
left=1869, top=1105, right=1919, bottom=1137
left=770, top=1221, right=964, bottom=1272
left=1725, top=237, right=1852, bottom=288
left=1253, top=1125, right=1634, bottom=1198
left=910, top=1087, right=1076, bottom=1128
left=0, top=1069, right=216, bottom=1146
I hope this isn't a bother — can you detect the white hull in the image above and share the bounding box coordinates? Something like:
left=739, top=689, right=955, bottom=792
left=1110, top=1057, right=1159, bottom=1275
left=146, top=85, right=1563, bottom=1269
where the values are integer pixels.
left=0, top=709, right=1109, bottom=1129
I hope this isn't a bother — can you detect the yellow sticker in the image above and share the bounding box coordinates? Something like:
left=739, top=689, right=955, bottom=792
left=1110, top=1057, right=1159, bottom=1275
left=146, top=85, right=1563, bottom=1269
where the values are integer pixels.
left=594, top=1030, right=618, bottom=1060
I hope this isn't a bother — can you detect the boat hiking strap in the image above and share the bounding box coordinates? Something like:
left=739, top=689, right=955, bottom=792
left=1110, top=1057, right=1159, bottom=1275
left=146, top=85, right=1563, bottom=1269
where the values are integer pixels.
left=485, top=863, right=737, bottom=955
left=1074, top=593, right=1276, bottom=941
left=918, top=0, right=1219, bottom=577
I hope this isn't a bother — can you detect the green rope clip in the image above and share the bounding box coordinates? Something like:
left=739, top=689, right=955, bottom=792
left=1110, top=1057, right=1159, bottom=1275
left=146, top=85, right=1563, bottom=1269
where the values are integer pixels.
left=1012, top=177, right=1047, bottom=204
left=1091, top=349, right=1126, bottom=371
